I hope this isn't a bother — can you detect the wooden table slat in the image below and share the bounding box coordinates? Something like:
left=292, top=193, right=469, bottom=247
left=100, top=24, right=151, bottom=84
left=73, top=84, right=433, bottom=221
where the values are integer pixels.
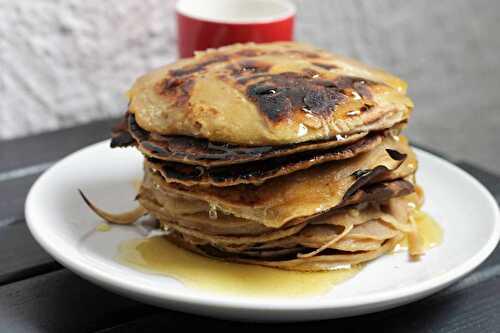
left=0, top=221, right=60, bottom=285
left=0, top=174, right=43, bottom=222
left=0, top=118, right=117, bottom=174
left=0, top=270, right=156, bottom=333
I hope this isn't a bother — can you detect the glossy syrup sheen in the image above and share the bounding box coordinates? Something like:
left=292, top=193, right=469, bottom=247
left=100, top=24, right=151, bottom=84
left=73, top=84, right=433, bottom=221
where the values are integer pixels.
left=116, top=237, right=362, bottom=298
left=115, top=210, right=442, bottom=298
left=394, top=210, right=443, bottom=252
left=96, top=223, right=111, bottom=232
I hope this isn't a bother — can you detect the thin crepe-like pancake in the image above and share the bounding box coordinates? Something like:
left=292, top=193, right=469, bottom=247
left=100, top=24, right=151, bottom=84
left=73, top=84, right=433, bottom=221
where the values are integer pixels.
left=139, top=187, right=274, bottom=236
left=146, top=136, right=417, bottom=227
left=140, top=168, right=414, bottom=222
left=114, top=112, right=376, bottom=167
left=174, top=199, right=407, bottom=252
left=159, top=204, right=404, bottom=252
left=126, top=42, right=413, bottom=146
left=139, top=171, right=414, bottom=238
left=167, top=232, right=403, bottom=271
left=234, top=235, right=404, bottom=271
left=146, top=132, right=383, bottom=186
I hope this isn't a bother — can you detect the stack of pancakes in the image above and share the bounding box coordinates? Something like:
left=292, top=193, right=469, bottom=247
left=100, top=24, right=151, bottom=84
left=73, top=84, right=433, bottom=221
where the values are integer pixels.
left=111, top=42, right=422, bottom=271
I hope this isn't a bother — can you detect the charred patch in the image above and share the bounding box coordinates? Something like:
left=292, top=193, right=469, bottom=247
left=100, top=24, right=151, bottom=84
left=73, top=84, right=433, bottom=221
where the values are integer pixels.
left=236, top=73, right=272, bottom=85
left=312, top=62, right=339, bottom=70
left=360, top=103, right=373, bottom=113
left=176, top=78, right=195, bottom=105
left=128, top=113, right=275, bottom=164
left=345, top=165, right=393, bottom=199
left=128, top=113, right=150, bottom=142
left=333, top=76, right=377, bottom=99
left=149, top=133, right=382, bottom=186
left=351, top=169, right=372, bottom=179
left=246, top=72, right=347, bottom=122
left=110, top=113, right=135, bottom=148
left=163, top=77, right=183, bottom=90
left=169, top=55, right=229, bottom=77
left=386, top=148, right=407, bottom=161
left=159, top=77, right=195, bottom=106
left=338, top=180, right=415, bottom=209
left=302, top=68, right=320, bottom=78
left=345, top=148, right=407, bottom=199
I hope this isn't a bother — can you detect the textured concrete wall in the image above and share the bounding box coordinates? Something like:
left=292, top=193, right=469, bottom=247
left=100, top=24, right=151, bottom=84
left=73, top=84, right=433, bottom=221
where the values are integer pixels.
left=2, top=0, right=499, bottom=172
left=2, top=0, right=176, bottom=138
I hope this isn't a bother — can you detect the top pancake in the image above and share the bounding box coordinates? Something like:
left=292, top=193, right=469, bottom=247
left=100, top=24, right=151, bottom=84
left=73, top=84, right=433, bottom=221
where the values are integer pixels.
left=127, top=42, right=413, bottom=146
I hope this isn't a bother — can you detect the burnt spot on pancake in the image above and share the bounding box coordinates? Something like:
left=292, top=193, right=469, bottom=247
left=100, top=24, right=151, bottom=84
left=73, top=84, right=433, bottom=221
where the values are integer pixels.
left=345, top=148, right=407, bottom=199
left=302, top=68, right=320, bottom=78
left=236, top=73, right=271, bottom=86
left=163, top=77, right=183, bottom=90
left=348, top=103, right=374, bottom=115
left=351, top=169, right=372, bottom=179
left=386, top=148, right=407, bottom=161
left=334, top=76, right=375, bottom=99
left=110, top=114, right=135, bottom=148
left=338, top=179, right=414, bottom=209
left=148, top=133, right=382, bottom=186
left=247, top=72, right=347, bottom=122
left=312, top=62, right=339, bottom=70
left=344, top=166, right=392, bottom=199
left=169, top=55, right=229, bottom=77
left=159, top=77, right=195, bottom=106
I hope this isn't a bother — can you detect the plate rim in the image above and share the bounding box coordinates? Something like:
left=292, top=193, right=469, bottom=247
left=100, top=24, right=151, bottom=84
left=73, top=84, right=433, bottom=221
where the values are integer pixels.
left=25, top=140, right=500, bottom=312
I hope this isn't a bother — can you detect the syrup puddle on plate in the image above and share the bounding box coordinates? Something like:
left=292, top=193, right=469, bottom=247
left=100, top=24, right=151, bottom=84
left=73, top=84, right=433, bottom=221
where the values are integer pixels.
left=394, top=210, right=443, bottom=253
left=96, top=223, right=112, bottom=232
left=115, top=210, right=442, bottom=298
left=116, top=237, right=362, bottom=298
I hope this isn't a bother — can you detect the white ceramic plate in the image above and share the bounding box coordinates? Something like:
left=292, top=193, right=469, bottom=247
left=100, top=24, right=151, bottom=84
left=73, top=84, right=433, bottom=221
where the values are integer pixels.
left=25, top=140, right=500, bottom=322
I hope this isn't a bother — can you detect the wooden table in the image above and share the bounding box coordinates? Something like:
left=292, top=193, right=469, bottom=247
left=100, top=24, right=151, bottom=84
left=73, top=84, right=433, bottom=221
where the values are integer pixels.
left=1, top=118, right=499, bottom=332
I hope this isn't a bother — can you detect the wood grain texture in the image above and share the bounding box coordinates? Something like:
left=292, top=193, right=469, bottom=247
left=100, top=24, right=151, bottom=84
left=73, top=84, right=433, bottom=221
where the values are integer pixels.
left=0, top=118, right=117, bottom=174
left=0, top=174, right=42, bottom=222
left=0, top=118, right=118, bottom=222
left=0, top=270, right=156, bottom=333
left=0, top=221, right=59, bottom=285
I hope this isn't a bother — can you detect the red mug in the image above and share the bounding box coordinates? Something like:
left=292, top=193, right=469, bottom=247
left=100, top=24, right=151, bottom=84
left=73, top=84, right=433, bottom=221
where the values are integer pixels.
left=176, top=0, right=295, bottom=58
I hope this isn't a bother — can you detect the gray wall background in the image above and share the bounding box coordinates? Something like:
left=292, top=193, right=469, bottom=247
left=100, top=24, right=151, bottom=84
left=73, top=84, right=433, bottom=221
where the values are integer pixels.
left=2, top=0, right=499, bottom=172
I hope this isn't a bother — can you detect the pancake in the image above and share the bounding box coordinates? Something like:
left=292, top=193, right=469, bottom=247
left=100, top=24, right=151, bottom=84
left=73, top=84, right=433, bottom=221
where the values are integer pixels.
left=152, top=195, right=413, bottom=268
left=139, top=175, right=414, bottom=237
left=126, top=42, right=413, bottom=146
left=83, top=41, right=427, bottom=272
left=145, top=132, right=384, bottom=186
left=166, top=228, right=404, bottom=271
left=143, top=136, right=417, bottom=228
left=113, top=112, right=379, bottom=167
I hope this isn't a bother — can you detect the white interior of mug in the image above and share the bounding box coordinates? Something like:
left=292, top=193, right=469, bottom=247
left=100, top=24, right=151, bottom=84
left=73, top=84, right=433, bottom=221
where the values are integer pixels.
left=176, top=0, right=295, bottom=24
